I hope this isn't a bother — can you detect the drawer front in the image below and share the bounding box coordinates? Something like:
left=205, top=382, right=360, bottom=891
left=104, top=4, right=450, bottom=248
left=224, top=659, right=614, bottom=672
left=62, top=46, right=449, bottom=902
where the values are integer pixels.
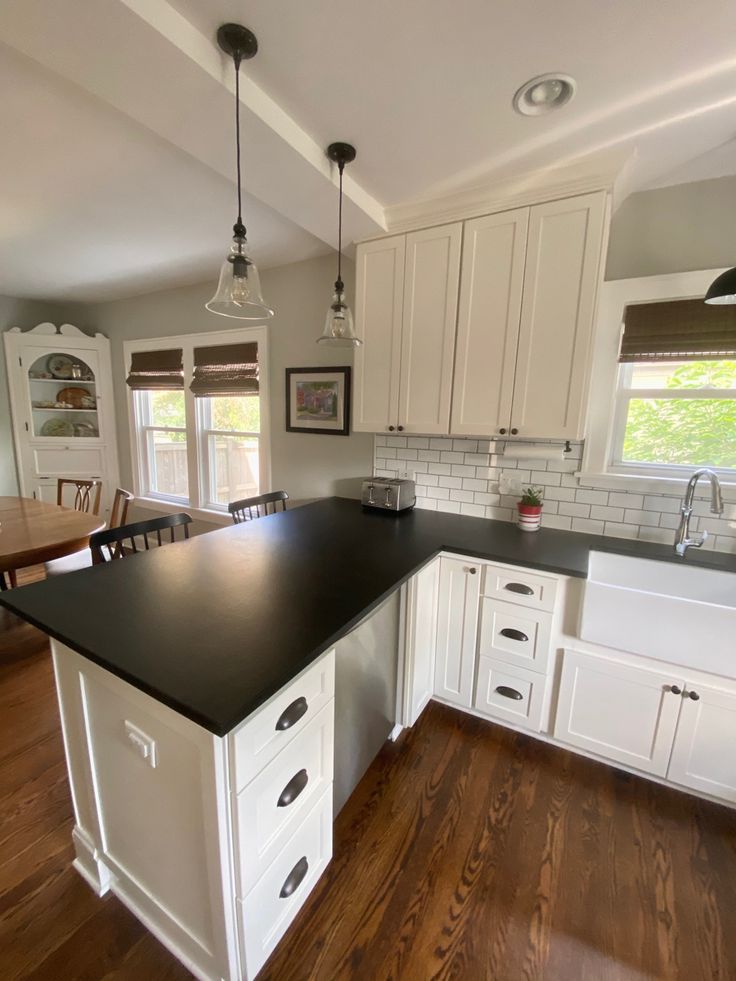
left=478, top=598, right=552, bottom=673
left=238, top=786, right=333, bottom=979
left=234, top=700, right=334, bottom=896
left=230, top=649, right=335, bottom=793
left=482, top=564, right=558, bottom=612
left=474, top=656, right=547, bottom=732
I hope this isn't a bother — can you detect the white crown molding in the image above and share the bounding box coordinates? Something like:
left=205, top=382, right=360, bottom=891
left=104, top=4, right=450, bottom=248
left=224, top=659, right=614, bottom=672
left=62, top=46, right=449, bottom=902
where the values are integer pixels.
left=379, top=171, right=616, bottom=237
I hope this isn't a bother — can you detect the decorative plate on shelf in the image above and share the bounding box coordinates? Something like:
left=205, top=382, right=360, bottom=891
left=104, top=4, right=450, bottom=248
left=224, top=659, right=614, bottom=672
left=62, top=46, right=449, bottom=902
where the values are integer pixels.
left=46, top=354, right=75, bottom=379
left=73, top=421, right=98, bottom=437
left=56, top=386, right=95, bottom=409
left=40, top=418, right=75, bottom=437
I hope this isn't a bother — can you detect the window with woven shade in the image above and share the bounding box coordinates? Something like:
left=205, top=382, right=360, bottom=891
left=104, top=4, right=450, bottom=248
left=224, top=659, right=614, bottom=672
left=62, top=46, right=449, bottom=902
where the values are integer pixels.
left=125, top=329, right=268, bottom=511
left=612, top=298, right=736, bottom=474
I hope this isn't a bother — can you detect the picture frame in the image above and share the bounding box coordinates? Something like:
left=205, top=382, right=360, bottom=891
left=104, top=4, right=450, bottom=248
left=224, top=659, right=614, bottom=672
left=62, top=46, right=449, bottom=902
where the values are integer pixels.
left=285, top=366, right=351, bottom=436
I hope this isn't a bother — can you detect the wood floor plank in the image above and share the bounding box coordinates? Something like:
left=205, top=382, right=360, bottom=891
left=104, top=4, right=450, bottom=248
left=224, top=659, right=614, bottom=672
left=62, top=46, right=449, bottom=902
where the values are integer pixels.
left=1, top=568, right=735, bottom=980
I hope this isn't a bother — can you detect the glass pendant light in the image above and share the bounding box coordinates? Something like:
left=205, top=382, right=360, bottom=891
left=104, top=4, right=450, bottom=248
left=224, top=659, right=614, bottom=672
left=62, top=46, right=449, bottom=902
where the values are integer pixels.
left=317, top=142, right=361, bottom=346
left=206, top=24, right=274, bottom=320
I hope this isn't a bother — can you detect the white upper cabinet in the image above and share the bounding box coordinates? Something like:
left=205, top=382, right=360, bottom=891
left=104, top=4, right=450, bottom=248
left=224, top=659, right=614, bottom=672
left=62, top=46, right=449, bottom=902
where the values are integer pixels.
left=451, top=209, right=528, bottom=436
left=353, top=236, right=405, bottom=433
left=510, top=192, right=607, bottom=440
left=398, top=224, right=462, bottom=434
left=354, top=190, right=608, bottom=439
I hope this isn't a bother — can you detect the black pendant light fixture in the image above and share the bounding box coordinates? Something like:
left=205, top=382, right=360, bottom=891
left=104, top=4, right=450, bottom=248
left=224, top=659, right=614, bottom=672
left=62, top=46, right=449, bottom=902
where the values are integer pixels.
left=206, top=23, right=274, bottom=320
left=705, top=267, right=736, bottom=305
left=317, top=142, right=361, bottom=346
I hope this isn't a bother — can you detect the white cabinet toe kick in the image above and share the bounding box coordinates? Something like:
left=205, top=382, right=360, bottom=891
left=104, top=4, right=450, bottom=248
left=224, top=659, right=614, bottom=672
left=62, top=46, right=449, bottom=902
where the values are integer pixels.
left=49, top=549, right=736, bottom=980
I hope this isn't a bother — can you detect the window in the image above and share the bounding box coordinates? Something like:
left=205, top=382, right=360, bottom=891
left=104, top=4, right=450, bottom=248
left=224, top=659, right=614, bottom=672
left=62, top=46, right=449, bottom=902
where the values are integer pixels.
left=612, top=360, right=736, bottom=474
left=126, top=328, right=269, bottom=514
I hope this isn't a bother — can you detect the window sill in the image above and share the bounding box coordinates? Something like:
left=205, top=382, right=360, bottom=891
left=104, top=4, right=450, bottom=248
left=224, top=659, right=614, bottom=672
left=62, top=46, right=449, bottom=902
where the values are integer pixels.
left=135, top=496, right=233, bottom=526
left=576, top=471, right=736, bottom=501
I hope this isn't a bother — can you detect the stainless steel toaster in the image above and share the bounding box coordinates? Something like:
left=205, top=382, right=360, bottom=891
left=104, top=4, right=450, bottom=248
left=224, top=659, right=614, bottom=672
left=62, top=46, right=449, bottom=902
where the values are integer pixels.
left=361, top=476, right=416, bottom=512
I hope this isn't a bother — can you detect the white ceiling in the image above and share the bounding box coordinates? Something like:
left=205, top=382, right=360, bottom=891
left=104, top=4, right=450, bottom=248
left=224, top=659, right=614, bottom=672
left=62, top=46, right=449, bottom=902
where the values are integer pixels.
left=2, top=0, right=736, bottom=302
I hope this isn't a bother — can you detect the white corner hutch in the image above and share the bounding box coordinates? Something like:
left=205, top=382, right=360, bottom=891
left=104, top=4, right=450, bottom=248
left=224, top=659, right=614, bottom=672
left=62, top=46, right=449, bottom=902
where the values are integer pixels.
left=4, top=323, right=120, bottom=518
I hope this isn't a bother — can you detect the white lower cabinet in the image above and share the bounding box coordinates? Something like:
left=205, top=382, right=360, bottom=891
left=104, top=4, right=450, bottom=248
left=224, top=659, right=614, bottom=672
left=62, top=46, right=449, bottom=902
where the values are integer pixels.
left=403, top=558, right=440, bottom=725
left=433, top=557, right=480, bottom=708
left=668, top=679, right=736, bottom=803
left=474, top=657, right=546, bottom=732
left=555, top=650, right=683, bottom=777
left=237, top=787, right=333, bottom=978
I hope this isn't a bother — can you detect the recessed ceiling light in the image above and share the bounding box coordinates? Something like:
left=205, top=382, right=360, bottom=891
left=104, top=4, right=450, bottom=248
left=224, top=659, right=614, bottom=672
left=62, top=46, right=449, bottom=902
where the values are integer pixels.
left=513, top=73, right=576, bottom=116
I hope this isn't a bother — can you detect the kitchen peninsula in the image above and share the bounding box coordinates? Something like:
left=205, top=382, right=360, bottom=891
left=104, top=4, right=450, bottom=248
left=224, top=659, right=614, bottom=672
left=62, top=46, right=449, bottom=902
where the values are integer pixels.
left=3, top=497, right=736, bottom=981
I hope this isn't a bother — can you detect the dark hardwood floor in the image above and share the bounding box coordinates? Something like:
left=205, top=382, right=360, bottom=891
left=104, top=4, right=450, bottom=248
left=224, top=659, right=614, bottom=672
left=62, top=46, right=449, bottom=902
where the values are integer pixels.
left=1, top=569, right=735, bottom=980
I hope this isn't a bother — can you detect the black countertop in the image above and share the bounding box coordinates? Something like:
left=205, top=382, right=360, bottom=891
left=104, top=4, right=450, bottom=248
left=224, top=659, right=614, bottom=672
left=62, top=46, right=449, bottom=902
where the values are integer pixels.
left=3, top=497, right=735, bottom=736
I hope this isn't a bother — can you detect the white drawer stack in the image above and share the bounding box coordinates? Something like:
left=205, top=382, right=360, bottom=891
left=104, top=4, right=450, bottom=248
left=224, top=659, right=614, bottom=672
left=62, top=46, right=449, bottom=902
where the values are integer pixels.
left=474, top=565, right=558, bottom=732
left=228, top=649, right=335, bottom=978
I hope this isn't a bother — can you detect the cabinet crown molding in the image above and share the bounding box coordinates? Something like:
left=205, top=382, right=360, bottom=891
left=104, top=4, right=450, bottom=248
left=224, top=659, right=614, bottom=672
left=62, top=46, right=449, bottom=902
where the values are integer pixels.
left=376, top=173, right=613, bottom=238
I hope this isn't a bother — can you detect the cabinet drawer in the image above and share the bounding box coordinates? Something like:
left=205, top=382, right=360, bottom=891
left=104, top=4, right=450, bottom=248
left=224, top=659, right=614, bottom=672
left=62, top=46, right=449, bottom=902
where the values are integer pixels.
left=230, top=649, right=335, bottom=793
left=474, top=657, right=547, bottom=732
left=481, top=564, right=558, bottom=612
left=478, top=598, right=552, bottom=673
left=238, top=787, right=333, bottom=979
left=234, top=700, right=334, bottom=896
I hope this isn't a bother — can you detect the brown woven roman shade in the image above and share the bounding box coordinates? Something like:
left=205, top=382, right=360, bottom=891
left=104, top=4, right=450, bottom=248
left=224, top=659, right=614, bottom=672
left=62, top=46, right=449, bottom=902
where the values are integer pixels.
left=620, top=298, right=736, bottom=363
left=126, top=349, right=184, bottom=389
left=189, top=343, right=259, bottom=397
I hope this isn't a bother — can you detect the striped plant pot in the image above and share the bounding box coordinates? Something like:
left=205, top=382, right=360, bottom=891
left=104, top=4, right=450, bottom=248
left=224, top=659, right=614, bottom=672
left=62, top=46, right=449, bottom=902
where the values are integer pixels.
left=517, top=502, right=543, bottom=532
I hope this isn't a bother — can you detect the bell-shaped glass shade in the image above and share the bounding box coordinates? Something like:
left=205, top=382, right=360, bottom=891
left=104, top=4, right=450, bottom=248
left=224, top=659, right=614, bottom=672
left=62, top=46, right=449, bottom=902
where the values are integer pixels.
left=206, top=237, right=274, bottom=320
left=317, top=289, right=362, bottom=346
left=705, top=267, right=736, bottom=305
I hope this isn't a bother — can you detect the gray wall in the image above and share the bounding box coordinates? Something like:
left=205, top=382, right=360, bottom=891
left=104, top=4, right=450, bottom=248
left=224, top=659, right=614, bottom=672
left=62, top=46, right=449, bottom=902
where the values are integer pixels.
left=0, top=295, right=81, bottom=495
left=606, top=175, right=736, bottom=280
left=67, top=253, right=373, bottom=507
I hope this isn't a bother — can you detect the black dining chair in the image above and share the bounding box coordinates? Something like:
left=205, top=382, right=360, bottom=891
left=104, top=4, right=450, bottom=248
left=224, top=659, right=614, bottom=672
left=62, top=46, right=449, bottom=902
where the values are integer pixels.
left=89, top=512, right=192, bottom=564
left=228, top=491, right=289, bottom=524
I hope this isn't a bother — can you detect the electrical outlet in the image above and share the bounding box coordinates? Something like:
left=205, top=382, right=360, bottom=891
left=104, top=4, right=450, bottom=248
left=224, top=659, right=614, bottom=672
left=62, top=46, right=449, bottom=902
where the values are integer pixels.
left=124, top=720, right=157, bottom=768
left=397, top=468, right=415, bottom=481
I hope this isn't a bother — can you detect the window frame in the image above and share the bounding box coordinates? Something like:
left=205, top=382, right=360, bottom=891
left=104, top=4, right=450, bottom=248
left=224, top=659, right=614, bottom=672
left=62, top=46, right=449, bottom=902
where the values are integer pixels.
left=125, top=326, right=271, bottom=522
left=581, top=268, right=736, bottom=498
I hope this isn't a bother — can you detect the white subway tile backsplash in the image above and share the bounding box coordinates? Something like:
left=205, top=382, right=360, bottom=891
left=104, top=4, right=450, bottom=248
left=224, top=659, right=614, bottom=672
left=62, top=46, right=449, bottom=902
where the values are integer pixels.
left=571, top=517, right=605, bottom=535
left=542, top=514, right=572, bottom=530
left=590, top=505, right=625, bottom=522
left=372, top=435, right=735, bottom=553
left=644, top=495, right=680, bottom=514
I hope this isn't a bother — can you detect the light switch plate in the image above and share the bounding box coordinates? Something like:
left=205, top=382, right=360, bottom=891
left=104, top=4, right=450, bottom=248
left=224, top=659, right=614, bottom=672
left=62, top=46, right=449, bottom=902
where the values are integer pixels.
left=124, top=720, right=157, bottom=768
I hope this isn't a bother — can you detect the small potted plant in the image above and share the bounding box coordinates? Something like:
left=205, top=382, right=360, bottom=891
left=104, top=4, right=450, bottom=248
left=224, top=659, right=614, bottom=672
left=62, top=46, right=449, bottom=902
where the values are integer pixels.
left=517, top=486, right=543, bottom=532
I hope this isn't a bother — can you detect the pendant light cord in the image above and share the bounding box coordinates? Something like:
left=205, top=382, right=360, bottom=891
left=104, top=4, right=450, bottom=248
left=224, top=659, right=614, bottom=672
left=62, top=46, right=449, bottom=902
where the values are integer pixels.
left=233, top=54, right=245, bottom=237
left=336, top=161, right=344, bottom=291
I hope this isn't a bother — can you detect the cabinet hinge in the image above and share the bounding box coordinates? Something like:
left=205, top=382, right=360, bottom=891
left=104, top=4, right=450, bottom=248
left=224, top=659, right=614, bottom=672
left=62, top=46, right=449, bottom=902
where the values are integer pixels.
left=24, top=422, right=29, bottom=432
left=18, top=356, right=22, bottom=367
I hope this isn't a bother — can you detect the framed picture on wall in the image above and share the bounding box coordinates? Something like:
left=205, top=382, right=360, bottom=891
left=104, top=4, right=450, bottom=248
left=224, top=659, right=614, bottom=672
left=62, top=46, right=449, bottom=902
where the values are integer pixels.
left=285, top=366, right=351, bottom=436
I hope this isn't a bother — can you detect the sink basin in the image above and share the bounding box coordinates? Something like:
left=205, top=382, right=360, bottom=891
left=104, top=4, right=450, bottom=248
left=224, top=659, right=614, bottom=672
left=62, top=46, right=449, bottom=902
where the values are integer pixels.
left=579, top=551, right=736, bottom=677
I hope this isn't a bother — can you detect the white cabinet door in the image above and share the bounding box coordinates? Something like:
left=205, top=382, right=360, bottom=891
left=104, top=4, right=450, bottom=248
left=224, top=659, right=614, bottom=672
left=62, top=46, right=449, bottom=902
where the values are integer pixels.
left=510, top=191, right=607, bottom=440
left=667, top=680, right=736, bottom=803
left=353, top=236, right=405, bottom=433
left=403, top=558, right=440, bottom=726
left=451, top=209, right=528, bottom=437
left=434, top=557, right=480, bottom=708
left=398, top=224, right=462, bottom=434
left=555, top=650, right=683, bottom=777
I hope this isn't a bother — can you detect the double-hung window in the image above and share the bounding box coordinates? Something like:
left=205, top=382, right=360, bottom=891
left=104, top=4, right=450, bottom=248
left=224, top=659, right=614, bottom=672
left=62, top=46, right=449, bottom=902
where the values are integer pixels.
left=609, top=296, right=736, bottom=479
left=125, top=327, right=270, bottom=515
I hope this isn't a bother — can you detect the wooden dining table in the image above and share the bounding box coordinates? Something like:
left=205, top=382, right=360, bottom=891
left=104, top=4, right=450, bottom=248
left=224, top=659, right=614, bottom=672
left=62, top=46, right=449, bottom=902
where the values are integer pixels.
left=0, top=496, right=105, bottom=585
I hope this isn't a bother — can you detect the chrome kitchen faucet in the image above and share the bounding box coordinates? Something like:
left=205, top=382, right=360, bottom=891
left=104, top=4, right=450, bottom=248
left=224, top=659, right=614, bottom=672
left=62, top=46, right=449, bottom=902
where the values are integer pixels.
left=674, top=468, right=724, bottom=556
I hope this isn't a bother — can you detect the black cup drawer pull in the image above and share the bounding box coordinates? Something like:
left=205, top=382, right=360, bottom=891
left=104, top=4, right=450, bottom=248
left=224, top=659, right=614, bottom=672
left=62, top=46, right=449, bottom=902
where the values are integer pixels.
left=277, top=768, right=309, bottom=808
left=504, top=582, right=534, bottom=596
left=495, top=685, right=524, bottom=701
left=275, top=696, right=309, bottom=731
left=279, top=856, right=309, bottom=898
left=499, top=627, right=529, bottom=643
